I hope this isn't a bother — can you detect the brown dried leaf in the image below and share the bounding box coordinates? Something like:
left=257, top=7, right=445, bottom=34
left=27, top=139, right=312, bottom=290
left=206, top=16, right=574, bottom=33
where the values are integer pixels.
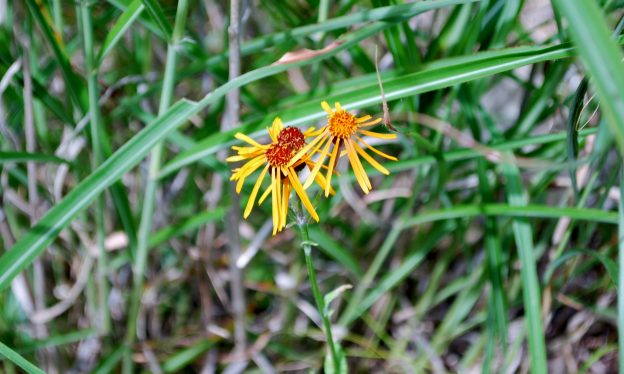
left=273, top=40, right=344, bottom=65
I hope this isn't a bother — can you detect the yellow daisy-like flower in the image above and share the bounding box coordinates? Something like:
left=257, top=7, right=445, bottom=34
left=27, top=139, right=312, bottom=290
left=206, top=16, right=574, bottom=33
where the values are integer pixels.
left=289, top=101, right=398, bottom=195
left=227, top=118, right=333, bottom=235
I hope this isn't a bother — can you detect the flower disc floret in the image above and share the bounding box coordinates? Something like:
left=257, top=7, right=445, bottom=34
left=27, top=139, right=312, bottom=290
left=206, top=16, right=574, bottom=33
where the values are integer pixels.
left=266, top=144, right=292, bottom=167
left=328, top=110, right=358, bottom=138
left=278, top=126, right=306, bottom=151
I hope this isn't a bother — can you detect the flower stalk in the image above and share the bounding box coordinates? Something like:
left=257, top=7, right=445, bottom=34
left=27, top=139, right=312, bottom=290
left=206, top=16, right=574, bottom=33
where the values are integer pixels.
left=295, top=201, right=341, bottom=372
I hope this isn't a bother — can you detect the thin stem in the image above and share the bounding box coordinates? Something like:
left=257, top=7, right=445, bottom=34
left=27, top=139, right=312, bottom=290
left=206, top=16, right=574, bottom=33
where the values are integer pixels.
left=221, top=0, right=246, bottom=359
left=122, top=0, right=189, bottom=372
left=297, top=205, right=340, bottom=371
left=79, top=0, right=110, bottom=335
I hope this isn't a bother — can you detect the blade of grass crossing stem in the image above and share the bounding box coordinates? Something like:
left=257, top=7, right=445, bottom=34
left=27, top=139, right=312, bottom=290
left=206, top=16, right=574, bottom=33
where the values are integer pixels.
left=0, top=342, right=45, bottom=374
left=97, top=0, right=145, bottom=65
left=0, top=0, right=487, bottom=292
left=501, top=162, right=547, bottom=373
left=619, top=166, right=624, bottom=374
left=552, top=0, right=624, bottom=154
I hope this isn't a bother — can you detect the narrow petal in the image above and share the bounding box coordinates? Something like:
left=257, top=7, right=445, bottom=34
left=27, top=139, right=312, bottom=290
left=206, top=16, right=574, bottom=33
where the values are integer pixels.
left=271, top=168, right=278, bottom=235
left=235, top=132, right=265, bottom=148
left=321, top=101, right=332, bottom=113
left=324, top=137, right=340, bottom=197
left=359, top=129, right=397, bottom=139
left=357, top=118, right=383, bottom=127
left=344, top=139, right=370, bottom=193
left=288, top=129, right=330, bottom=167
left=244, top=164, right=269, bottom=218
left=335, top=102, right=342, bottom=111
left=281, top=174, right=290, bottom=230
left=258, top=181, right=272, bottom=205
left=303, top=137, right=332, bottom=189
left=236, top=156, right=266, bottom=193
left=355, top=115, right=372, bottom=123
left=287, top=168, right=319, bottom=222
left=355, top=135, right=398, bottom=161
left=352, top=141, right=389, bottom=175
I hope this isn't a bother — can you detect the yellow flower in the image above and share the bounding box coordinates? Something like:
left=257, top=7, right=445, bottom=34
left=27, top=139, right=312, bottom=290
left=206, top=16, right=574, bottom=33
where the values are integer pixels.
left=289, top=101, right=397, bottom=195
left=227, top=118, right=333, bottom=235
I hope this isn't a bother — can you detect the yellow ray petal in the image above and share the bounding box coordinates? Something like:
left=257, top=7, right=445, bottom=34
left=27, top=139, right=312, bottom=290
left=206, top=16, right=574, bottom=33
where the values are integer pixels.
left=357, top=118, right=383, bottom=127
left=352, top=141, right=389, bottom=175
left=355, top=135, right=398, bottom=161
left=359, top=129, right=397, bottom=139
left=288, top=129, right=330, bottom=167
left=271, top=168, right=278, bottom=235
left=235, top=132, right=266, bottom=148
left=236, top=156, right=266, bottom=193
left=324, top=137, right=340, bottom=197
left=281, top=173, right=290, bottom=230
left=335, top=102, right=342, bottom=111
left=243, top=164, right=269, bottom=218
left=258, top=180, right=272, bottom=206
left=344, top=139, right=370, bottom=193
left=287, top=167, right=319, bottom=222
left=355, top=115, right=372, bottom=123
left=303, top=137, right=332, bottom=189
left=321, top=101, right=332, bottom=113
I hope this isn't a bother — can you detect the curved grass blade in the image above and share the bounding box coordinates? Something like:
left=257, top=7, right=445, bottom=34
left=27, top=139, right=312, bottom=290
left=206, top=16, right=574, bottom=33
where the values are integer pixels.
left=160, top=42, right=577, bottom=177
left=553, top=0, right=624, bottom=154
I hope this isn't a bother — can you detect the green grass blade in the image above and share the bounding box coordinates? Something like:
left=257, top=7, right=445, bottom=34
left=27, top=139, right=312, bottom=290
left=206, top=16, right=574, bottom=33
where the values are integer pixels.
left=162, top=340, right=214, bottom=373
left=97, top=0, right=144, bottom=66
left=544, top=248, right=617, bottom=287
left=501, top=162, right=547, bottom=373
left=0, top=151, right=69, bottom=165
left=160, top=42, right=577, bottom=177
left=308, top=226, right=364, bottom=278
left=148, top=208, right=226, bottom=249
left=0, top=342, right=45, bottom=374
left=24, top=0, right=85, bottom=109
left=141, top=0, right=173, bottom=41
left=552, top=0, right=624, bottom=154
left=0, top=99, right=198, bottom=291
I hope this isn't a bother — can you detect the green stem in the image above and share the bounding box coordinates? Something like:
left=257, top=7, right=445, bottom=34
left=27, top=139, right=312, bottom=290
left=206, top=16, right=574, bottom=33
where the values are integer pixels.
left=79, top=0, right=110, bottom=334
left=122, top=1, right=189, bottom=372
left=297, top=206, right=340, bottom=372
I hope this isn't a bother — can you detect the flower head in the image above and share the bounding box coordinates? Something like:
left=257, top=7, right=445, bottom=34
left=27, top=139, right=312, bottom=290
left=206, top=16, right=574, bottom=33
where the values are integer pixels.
left=227, top=118, right=333, bottom=235
left=289, top=101, right=398, bottom=195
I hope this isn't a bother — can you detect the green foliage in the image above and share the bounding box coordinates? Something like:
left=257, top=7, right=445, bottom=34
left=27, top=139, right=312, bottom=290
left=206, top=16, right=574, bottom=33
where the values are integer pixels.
left=1, top=0, right=623, bottom=372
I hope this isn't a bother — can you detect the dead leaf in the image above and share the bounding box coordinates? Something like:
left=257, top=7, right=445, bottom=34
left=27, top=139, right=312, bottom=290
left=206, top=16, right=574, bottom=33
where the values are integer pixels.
left=273, top=40, right=344, bottom=65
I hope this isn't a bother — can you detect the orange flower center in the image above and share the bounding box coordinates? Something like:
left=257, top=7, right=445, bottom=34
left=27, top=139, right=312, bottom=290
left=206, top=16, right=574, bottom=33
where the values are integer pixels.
left=266, top=127, right=305, bottom=167
left=328, top=110, right=358, bottom=138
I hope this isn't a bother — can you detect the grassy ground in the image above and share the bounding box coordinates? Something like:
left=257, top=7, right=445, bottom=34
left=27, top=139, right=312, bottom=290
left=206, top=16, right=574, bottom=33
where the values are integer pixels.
left=1, top=0, right=624, bottom=372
